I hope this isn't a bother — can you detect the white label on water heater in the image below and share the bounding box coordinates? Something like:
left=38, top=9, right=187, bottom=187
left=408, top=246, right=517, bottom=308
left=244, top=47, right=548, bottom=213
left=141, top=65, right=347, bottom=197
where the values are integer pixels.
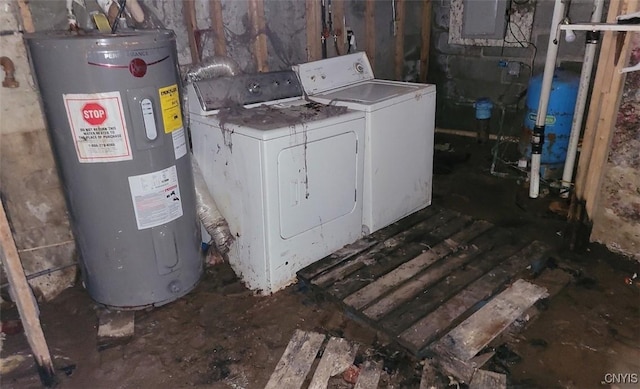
left=63, top=91, right=133, bottom=163
left=128, top=165, right=183, bottom=230
left=172, top=127, right=187, bottom=160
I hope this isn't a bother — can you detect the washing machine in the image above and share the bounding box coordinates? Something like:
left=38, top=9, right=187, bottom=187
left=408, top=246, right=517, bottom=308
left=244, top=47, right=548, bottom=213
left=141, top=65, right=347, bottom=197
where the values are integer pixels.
left=293, top=52, right=436, bottom=234
left=188, top=70, right=365, bottom=294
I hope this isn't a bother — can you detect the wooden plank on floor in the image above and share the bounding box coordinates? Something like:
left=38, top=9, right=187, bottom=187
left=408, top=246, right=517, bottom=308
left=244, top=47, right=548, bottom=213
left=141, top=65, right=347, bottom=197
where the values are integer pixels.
left=436, top=279, right=548, bottom=362
left=469, top=369, right=506, bottom=389
left=419, top=360, right=439, bottom=389
left=354, top=360, right=382, bottom=389
left=311, top=208, right=458, bottom=288
left=362, top=229, right=512, bottom=321
left=343, top=220, right=493, bottom=310
left=499, top=267, right=573, bottom=344
left=264, top=330, right=325, bottom=389
left=308, top=337, right=358, bottom=389
left=398, top=241, right=551, bottom=353
left=298, top=206, right=440, bottom=283
left=297, top=206, right=443, bottom=282
left=298, top=239, right=378, bottom=283
left=329, top=213, right=472, bottom=300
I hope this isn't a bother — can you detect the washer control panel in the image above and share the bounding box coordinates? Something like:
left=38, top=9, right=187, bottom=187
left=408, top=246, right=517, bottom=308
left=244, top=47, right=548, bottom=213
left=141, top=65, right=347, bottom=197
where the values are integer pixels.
left=293, top=52, right=374, bottom=95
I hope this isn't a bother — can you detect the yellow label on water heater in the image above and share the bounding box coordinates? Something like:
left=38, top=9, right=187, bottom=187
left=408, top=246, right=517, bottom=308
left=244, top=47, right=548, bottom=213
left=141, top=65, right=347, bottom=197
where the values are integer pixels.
left=158, top=84, right=183, bottom=133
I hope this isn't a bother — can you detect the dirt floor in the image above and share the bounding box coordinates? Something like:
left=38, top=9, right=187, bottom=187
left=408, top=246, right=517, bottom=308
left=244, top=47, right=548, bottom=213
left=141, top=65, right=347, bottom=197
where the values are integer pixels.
left=1, top=134, right=639, bottom=388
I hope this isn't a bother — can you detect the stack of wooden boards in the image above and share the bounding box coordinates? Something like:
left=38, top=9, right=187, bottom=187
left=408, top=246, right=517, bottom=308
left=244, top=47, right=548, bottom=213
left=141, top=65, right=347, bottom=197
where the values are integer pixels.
left=297, top=206, right=573, bottom=385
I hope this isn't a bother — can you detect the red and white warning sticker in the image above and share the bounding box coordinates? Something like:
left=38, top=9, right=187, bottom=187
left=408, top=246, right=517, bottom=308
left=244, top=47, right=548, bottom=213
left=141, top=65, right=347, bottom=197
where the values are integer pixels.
left=128, top=165, right=183, bottom=230
left=63, top=91, right=132, bottom=163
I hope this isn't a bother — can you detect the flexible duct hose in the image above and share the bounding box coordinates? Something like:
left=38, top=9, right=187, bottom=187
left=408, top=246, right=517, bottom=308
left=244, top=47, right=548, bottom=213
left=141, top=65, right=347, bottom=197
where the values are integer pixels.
left=191, top=156, right=233, bottom=254
left=184, top=56, right=242, bottom=82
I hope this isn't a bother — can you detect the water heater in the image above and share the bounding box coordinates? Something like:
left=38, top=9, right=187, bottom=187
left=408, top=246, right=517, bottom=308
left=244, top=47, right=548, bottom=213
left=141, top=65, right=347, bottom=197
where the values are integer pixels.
left=26, top=30, right=202, bottom=309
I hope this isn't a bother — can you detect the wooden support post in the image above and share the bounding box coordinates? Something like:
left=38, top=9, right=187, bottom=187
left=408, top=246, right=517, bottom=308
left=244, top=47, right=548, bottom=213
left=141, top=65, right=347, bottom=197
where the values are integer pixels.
left=419, top=0, right=432, bottom=83
left=394, top=0, right=406, bottom=80
left=248, top=0, right=269, bottom=72
left=306, top=0, right=322, bottom=61
left=209, top=0, right=227, bottom=56
left=574, top=0, right=638, bottom=218
left=183, top=0, right=200, bottom=63
left=16, top=0, right=35, bottom=33
left=0, top=203, right=55, bottom=385
left=365, top=0, right=375, bottom=68
left=332, top=0, right=345, bottom=56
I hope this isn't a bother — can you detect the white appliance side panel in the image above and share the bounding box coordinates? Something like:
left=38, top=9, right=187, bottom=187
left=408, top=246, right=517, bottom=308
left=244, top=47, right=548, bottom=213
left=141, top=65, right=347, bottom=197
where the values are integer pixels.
left=264, top=118, right=366, bottom=293
left=364, top=91, right=436, bottom=233
left=294, top=52, right=374, bottom=94
left=277, top=132, right=358, bottom=239
left=191, top=119, right=270, bottom=292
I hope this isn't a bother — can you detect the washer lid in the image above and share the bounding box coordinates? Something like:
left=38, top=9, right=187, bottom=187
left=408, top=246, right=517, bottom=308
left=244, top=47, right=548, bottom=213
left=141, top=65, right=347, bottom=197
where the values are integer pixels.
left=311, top=79, right=436, bottom=109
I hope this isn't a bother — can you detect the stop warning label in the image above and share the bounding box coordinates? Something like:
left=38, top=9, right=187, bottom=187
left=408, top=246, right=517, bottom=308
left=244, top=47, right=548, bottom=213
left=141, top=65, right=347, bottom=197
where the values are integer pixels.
left=63, top=91, right=132, bottom=163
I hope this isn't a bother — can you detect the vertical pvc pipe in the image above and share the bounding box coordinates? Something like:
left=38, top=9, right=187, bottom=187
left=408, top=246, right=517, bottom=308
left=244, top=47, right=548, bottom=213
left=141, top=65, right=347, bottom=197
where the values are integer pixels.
left=560, top=0, right=605, bottom=198
left=530, top=0, right=566, bottom=198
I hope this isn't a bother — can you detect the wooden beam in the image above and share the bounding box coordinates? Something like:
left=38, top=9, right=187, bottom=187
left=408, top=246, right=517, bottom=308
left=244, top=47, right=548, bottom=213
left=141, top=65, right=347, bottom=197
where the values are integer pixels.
left=419, top=0, right=432, bottom=83
left=394, top=0, right=406, bottom=80
left=575, top=0, right=638, bottom=218
left=248, top=0, right=269, bottom=72
left=16, top=0, right=35, bottom=33
left=0, top=203, right=55, bottom=385
left=183, top=0, right=200, bottom=63
left=332, top=0, right=345, bottom=56
left=364, top=0, right=375, bottom=69
left=209, top=0, right=227, bottom=56
left=306, top=0, right=322, bottom=61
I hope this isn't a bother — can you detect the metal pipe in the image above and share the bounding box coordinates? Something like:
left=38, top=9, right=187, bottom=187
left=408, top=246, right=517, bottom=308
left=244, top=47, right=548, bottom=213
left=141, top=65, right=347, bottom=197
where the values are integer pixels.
left=560, top=0, right=605, bottom=198
left=0, top=262, right=78, bottom=290
left=0, top=56, right=19, bottom=88
left=529, top=0, right=567, bottom=198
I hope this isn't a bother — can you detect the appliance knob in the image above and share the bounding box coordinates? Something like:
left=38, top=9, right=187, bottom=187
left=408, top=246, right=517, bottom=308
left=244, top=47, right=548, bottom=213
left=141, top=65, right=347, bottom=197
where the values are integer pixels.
left=248, top=82, right=261, bottom=94
left=355, top=62, right=364, bottom=73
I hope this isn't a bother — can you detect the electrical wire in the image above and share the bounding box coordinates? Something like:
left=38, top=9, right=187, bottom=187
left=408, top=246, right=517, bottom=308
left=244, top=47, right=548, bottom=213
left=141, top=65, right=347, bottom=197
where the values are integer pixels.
left=111, top=0, right=127, bottom=34
left=504, top=5, right=538, bottom=71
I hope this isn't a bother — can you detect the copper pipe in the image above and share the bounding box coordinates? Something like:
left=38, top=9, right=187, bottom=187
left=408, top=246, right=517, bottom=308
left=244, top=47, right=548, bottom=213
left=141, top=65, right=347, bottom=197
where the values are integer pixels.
left=1, top=56, right=19, bottom=88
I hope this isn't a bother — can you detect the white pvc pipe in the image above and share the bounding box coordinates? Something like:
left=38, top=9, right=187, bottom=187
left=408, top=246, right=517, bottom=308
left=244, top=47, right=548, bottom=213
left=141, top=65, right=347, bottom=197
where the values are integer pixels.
left=560, top=0, right=605, bottom=198
left=529, top=0, right=567, bottom=198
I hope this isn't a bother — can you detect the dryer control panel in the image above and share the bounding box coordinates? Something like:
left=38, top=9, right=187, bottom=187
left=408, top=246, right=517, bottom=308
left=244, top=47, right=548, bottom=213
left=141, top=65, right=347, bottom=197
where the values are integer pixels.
left=190, top=70, right=302, bottom=113
left=293, top=52, right=374, bottom=95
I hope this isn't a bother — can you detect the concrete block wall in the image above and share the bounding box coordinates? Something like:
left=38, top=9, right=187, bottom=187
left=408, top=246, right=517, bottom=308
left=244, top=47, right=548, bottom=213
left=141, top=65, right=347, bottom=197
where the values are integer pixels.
left=428, top=0, right=595, bottom=134
left=0, top=0, right=76, bottom=301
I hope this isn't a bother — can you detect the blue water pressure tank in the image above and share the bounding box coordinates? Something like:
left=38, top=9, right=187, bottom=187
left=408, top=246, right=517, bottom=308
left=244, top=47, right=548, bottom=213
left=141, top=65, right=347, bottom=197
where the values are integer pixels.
left=522, top=69, right=580, bottom=166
